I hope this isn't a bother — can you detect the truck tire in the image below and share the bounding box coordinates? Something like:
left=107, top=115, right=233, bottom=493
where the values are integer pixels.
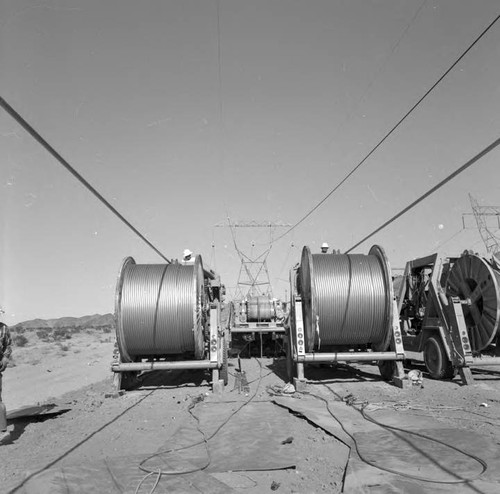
left=423, top=336, right=455, bottom=380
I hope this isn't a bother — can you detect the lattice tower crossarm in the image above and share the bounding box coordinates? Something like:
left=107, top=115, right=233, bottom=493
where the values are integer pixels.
left=214, top=219, right=291, bottom=299
left=469, top=194, right=500, bottom=256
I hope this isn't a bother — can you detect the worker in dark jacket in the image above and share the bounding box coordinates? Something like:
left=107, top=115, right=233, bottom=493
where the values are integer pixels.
left=0, top=322, right=12, bottom=436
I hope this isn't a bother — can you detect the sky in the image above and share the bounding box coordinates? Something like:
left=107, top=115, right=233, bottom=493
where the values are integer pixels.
left=1, top=0, right=500, bottom=324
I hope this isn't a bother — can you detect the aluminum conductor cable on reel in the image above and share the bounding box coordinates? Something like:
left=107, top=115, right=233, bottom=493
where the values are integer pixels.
left=115, top=256, right=205, bottom=362
left=299, top=245, right=393, bottom=352
left=315, top=255, right=385, bottom=344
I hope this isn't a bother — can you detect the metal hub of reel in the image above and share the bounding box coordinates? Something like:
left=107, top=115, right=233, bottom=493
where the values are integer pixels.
left=444, top=253, right=500, bottom=353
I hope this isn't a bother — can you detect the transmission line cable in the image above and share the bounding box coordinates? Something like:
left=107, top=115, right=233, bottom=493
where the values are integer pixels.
left=276, top=241, right=295, bottom=287
left=427, top=227, right=464, bottom=254
left=0, top=95, right=171, bottom=263
left=273, top=13, right=500, bottom=244
left=345, top=136, right=500, bottom=253
left=332, top=0, right=428, bottom=140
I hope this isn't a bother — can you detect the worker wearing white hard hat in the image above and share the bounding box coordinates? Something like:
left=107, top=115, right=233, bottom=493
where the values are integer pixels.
left=182, top=249, right=195, bottom=265
left=320, top=242, right=329, bottom=254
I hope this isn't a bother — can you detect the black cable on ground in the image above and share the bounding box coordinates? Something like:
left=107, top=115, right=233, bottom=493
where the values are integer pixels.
left=375, top=407, right=500, bottom=429
left=345, top=136, right=500, bottom=253
left=0, top=95, right=170, bottom=263
left=135, top=358, right=266, bottom=492
left=8, top=389, right=157, bottom=494
left=359, top=402, right=488, bottom=482
left=304, top=386, right=487, bottom=485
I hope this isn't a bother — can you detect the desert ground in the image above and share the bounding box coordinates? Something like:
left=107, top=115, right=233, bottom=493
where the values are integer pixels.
left=3, top=327, right=115, bottom=411
left=1, top=327, right=500, bottom=493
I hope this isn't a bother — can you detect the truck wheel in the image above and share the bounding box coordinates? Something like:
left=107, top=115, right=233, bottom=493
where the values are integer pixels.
left=424, top=336, right=455, bottom=379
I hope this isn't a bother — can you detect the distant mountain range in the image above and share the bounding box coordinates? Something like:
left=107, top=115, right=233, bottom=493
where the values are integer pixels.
left=12, top=313, right=115, bottom=330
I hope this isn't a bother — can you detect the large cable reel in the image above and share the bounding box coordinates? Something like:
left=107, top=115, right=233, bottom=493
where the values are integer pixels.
left=115, top=256, right=206, bottom=363
left=444, top=253, right=500, bottom=352
left=247, top=296, right=273, bottom=322
left=298, top=245, right=394, bottom=353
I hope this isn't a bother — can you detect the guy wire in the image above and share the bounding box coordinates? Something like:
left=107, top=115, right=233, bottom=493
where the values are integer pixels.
left=272, top=13, right=500, bottom=245
left=346, top=136, right=500, bottom=253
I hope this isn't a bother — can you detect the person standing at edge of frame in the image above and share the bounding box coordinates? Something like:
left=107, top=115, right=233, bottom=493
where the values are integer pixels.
left=0, top=320, right=13, bottom=442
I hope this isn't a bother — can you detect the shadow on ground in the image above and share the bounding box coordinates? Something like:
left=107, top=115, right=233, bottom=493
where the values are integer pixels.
left=303, top=362, right=386, bottom=384
left=265, top=357, right=289, bottom=382
left=5, top=409, right=70, bottom=444
left=136, top=368, right=212, bottom=390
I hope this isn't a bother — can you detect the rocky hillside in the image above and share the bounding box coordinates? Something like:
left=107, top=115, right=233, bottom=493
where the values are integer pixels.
left=11, top=313, right=115, bottom=331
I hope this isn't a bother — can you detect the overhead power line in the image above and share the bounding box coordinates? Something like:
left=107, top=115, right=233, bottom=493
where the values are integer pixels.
left=345, top=136, right=500, bottom=253
left=427, top=227, right=464, bottom=255
left=0, top=95, right=171, bottom=263
left=333, top=0, right=428, bottom=140
left=274, top=12, right=500, bottom=244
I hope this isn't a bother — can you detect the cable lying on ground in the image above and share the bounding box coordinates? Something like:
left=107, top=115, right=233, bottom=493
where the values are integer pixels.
left=134, top=358, right=266, bottom=493
left=301, top=385, right=488, bottom=485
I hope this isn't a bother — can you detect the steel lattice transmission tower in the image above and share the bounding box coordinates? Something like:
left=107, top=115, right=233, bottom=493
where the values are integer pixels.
left=215, top=219, right=291, bottom=299
left=467, top=194, right=500, bottom=257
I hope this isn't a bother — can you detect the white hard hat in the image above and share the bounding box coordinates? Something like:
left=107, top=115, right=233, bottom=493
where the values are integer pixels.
left=321, top=242, right=329, bottom=248
left=183, top=249, right=193, bottom=257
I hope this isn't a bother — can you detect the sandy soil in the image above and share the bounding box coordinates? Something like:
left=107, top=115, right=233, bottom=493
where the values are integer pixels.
left=1, top=331, right=500, bottom=493
left=3, top=330, right=115, bottom=410
left=0, top=351, right=348, bottom=494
